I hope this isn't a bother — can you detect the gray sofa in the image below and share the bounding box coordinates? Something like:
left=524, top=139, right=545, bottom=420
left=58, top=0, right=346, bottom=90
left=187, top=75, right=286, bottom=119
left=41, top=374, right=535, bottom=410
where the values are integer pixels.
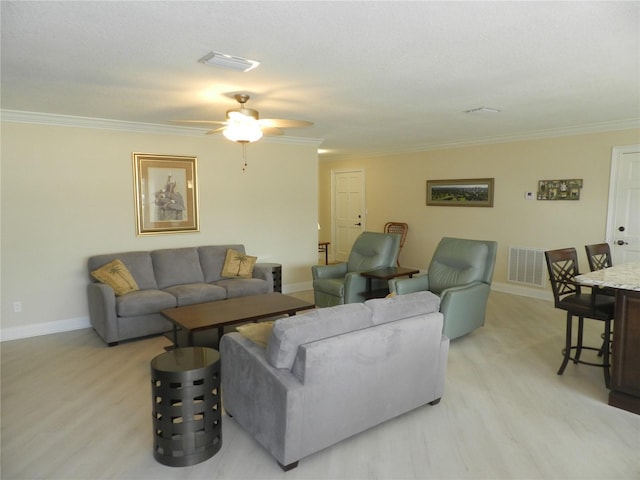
left=221, top=291, right=449, bottom=470
left=87, top=245, right=273, bottom=346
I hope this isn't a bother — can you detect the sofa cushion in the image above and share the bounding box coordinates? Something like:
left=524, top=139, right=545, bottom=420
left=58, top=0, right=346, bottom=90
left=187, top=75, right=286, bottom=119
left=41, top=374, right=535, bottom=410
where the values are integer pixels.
left=199, top=245, right=245, bottom=283
left=116, top=289, right=177, bottom=317
left=89, top=251, right=158, bottom=290
left=267, top=303, right=373, bottom=370
left=365, top=291, right=441, bottom=325
left=91, top=259, right=139, bottom=296
left=215, top=278, right=270, bottom=298
left=163, top=283, right=227, bottom=307
left=236, top=321, right=274, bottom=347
left=428, top=241, right=489, bottom=294
left=221, top=248, right=257, bottom=279
left=152, top=247, right=204, bottom=289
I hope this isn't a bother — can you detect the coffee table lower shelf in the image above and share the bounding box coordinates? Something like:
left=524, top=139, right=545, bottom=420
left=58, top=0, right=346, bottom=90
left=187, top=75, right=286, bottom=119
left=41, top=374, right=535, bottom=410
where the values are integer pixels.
left=163, top=322, right=272, bottom=349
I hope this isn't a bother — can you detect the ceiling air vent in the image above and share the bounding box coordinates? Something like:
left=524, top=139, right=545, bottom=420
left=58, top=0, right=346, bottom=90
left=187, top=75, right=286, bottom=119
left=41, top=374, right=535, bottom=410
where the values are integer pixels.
left=198, top=51, right=260, bottom=72
left=464, top=107, right=501, bottom=114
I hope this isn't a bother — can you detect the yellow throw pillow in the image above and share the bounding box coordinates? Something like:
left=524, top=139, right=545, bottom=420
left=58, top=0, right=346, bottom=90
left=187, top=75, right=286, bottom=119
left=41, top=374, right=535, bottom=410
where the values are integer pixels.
left=91, top=259, right=139, bottom=296
left=221, top=248, right=257, bottom=279
left=236, top=321, right=274, bottom=348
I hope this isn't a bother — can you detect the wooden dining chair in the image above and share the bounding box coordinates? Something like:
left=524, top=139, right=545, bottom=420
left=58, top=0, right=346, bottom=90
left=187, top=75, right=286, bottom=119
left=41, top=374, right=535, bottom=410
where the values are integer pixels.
left=544, top=248, right=615, bottom=388
left=384, top=222, right=408, bottom=266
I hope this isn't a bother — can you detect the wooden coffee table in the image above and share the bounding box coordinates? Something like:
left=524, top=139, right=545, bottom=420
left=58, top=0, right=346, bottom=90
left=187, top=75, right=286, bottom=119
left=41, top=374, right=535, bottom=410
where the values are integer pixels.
left=161, top=292, right=315, bottom=348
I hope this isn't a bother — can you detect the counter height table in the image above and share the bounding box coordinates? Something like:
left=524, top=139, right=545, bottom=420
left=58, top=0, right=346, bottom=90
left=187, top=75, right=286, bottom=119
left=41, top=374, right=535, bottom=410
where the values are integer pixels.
left=576, top=263, right=640, bottom=415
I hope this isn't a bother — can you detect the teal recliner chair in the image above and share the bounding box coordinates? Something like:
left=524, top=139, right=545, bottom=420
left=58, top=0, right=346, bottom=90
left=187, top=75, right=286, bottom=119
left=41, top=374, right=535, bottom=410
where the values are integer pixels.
left=312, top=231, right=401, bottom=308
left=389, top=237, right=497, bottom=340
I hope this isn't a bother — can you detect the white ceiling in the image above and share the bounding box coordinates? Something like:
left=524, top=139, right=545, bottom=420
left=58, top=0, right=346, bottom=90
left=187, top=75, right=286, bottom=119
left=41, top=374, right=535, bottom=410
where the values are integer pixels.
left=2, top=1, right=639, bottom=160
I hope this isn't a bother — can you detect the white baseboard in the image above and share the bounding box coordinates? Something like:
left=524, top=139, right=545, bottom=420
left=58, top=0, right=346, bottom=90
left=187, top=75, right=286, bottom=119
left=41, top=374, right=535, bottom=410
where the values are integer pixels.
left=492, top=281, right=552, bottom=301
left=1, top=316, right=91, bottom=342
left=283, top=280, right=313, bottom=294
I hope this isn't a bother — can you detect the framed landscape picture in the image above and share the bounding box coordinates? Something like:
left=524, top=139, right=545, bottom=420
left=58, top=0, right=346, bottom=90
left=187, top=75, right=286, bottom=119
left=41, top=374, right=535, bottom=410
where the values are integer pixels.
left=132, top=153, right=199, bottom=235
left=426, top=178, right=495, bottom=207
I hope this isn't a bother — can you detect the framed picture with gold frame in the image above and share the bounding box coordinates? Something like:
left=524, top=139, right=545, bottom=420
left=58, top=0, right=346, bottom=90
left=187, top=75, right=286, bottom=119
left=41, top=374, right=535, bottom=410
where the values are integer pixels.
left=426, top=178, right=494, bottom=207
left=132, top=153, right=199, bottom=235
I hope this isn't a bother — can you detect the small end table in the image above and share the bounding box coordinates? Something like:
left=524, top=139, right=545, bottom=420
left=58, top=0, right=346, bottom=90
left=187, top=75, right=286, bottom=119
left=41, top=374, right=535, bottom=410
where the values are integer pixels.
left=318, top=241, right=330, bottom=265
left=360, top=266, right=420, bottom=299
left=151, top=347, right=222, bottom=466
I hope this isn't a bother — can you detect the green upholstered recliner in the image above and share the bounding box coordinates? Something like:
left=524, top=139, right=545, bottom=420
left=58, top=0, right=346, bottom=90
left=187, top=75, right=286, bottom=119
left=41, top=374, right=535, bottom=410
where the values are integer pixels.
left=389, top=237, right=497, bottom=340
left=312, top=231, right=401, bottom=308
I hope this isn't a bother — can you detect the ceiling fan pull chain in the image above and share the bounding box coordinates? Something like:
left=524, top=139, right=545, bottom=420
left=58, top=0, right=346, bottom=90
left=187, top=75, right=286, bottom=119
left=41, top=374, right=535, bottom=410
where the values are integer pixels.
left=242, top=142, right=248, bottom=171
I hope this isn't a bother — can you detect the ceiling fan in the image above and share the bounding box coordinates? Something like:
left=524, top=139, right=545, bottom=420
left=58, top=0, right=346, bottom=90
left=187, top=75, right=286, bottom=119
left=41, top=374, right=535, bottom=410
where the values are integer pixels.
left=174, top=94, right=313, bottom=143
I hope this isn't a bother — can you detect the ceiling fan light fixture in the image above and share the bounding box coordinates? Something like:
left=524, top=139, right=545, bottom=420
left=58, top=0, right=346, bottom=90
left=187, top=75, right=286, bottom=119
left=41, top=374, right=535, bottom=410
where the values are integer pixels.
left=198, top=51, right=260, bottom=72
left=227, top=109, right=259, bottom=121
left=223, top=116, right=264, bottom=143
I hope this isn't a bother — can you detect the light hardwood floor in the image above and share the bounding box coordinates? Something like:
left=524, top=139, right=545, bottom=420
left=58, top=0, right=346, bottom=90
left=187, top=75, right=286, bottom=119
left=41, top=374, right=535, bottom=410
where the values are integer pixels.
left=1, top=291, right=638, bottom=480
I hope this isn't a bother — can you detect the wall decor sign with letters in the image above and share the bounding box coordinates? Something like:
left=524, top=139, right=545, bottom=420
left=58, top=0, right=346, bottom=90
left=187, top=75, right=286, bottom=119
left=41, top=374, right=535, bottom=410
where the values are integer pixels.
left=537, top=179, right=583, bottom=200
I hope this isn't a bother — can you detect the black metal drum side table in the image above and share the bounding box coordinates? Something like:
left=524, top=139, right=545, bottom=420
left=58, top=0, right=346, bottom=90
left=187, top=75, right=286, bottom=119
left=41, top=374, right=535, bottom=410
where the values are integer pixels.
left=261, top=262, right=282, bottom=293
left=150, top=347, right=221, bottom=467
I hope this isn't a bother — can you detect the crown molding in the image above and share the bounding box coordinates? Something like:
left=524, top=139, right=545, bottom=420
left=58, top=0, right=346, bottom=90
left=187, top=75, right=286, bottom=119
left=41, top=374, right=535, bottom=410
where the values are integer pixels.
left=0, top=109, right=323, bottom=147
left=321, top=118, right=640, bottom=161
left=3, top=109, right=636, bottom=159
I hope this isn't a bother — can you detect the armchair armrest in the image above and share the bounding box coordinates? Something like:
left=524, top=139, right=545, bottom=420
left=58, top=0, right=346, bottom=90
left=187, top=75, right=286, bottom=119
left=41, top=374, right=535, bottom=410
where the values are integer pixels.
left=389, top=275, right=430, bottom=295
left=439, top=282, right=491, bottom=339
left=343, top=271, right=370, bottom=303
left=312, top=262, right=347, bottom=280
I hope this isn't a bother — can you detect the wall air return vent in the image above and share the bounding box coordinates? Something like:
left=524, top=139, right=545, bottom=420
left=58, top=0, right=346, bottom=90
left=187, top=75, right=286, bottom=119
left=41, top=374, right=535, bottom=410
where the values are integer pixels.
left=508, top=246, right=546, bottom=288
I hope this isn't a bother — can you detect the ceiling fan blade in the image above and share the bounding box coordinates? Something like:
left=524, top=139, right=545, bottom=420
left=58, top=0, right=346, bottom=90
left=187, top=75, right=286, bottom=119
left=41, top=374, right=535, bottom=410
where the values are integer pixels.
left=261, top=127, right=284, bottom=136
left=259, top=118, right=313, bottom=129
left=170, top=120, right=227, bottom=125
left=206, top=126, right=226, bottom=135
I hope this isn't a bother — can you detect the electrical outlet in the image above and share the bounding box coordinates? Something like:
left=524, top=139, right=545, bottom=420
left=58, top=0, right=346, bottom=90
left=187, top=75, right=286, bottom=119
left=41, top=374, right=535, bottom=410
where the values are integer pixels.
left=13, top=301, right=22, bottom=313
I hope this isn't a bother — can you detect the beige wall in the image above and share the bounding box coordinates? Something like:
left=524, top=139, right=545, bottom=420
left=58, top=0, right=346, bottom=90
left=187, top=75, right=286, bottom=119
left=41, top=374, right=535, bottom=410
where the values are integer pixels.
left=319, top=129, right=640, bottom=295
left=1, top=121, right=319, bottom=338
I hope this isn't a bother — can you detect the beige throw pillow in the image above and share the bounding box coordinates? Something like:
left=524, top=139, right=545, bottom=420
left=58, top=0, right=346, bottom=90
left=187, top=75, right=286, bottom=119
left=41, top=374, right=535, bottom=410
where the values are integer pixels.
left=91, top=259, right=139, bottom=296
left=236, top=321, right=274, bottom=348
left=221, top=248, right=257, bottom=278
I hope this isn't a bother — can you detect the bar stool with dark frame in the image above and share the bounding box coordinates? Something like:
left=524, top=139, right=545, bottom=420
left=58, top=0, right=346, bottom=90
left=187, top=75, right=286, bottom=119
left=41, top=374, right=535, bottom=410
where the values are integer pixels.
left=585, top=242, right=615, bottom=357
left=585, top=243, right=615, bottom=297
left=544, top=247, right=616, bottom=389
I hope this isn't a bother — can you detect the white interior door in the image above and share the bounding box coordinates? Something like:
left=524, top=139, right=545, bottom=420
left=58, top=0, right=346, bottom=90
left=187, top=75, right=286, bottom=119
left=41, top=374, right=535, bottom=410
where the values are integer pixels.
left=607, top=145, right=640, bottom=264
left=332, top=169, right=365, bottom=262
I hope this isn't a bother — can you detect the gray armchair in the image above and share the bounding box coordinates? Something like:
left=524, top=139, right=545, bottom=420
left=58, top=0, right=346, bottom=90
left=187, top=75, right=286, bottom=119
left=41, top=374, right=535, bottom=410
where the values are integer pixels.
left=312, top=231, right=400, bottom=307
left=389, top=237, right=497, bottom=340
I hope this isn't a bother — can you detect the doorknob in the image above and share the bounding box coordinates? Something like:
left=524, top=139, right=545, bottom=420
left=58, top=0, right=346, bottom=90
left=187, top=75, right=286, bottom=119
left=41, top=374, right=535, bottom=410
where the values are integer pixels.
left=617, top=240, right=628, bottom=245
left=355, top=222, right=362, bottom=226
